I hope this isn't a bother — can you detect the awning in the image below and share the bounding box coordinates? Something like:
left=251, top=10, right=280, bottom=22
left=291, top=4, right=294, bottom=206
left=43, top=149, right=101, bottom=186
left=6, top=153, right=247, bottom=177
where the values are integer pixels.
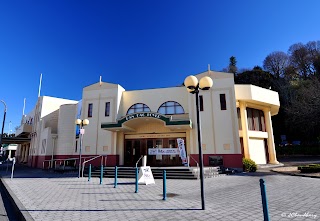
left=1, top=137, right=31, bottom=144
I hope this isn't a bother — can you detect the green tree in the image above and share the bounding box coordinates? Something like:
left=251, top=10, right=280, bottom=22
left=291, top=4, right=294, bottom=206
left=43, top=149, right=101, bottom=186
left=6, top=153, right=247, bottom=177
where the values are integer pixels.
left=234, top=66, right=274, bottom=89
left=288, top=43, right=314, bottom=79
left=285, top=78, right=320, bottom=141
left=228, top=56, right=237, bottom=74
left=263, top=51, right=289, bottom=78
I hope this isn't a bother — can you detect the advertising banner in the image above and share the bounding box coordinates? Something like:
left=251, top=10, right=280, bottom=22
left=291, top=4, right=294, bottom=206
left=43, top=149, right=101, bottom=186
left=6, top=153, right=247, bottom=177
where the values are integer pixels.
left=177, top=138, right=188, bottom=165
left=148, top=148, right=179, bottom=155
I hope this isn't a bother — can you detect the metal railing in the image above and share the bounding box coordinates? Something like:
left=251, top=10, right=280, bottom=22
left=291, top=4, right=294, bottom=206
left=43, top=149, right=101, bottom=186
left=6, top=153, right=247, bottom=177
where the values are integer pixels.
left=135, top=155, right=144, bottom=168
left=188, top=155, right=200, bottom=179
left=43, top=158, right=79, bottom=170
left=81, top=155, right=107, bottom=178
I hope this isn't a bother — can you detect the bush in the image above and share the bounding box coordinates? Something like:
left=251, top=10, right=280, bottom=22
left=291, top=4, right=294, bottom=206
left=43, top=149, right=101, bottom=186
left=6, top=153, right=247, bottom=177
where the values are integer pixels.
left=298, top=164, right=320, bottom=173
left=243, top=158, right=257, bottom=172
left=275, top=145, right=320, bottom=155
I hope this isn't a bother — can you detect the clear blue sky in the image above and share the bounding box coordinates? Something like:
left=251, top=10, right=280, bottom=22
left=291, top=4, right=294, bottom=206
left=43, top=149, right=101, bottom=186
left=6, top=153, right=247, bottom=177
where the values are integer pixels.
left=0, top=0, right=320, bottom=133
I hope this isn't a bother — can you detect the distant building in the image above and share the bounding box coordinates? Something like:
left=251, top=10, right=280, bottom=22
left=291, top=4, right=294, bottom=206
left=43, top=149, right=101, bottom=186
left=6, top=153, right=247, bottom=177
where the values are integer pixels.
left=15, top=70, right=280, bottom=170
left=2, top=144, right=18, bottom=160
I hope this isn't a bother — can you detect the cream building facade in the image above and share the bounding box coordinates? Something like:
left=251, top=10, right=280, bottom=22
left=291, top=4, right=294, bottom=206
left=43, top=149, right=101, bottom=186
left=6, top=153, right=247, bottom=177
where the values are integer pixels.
left=15, top=70, right=280, bottom=170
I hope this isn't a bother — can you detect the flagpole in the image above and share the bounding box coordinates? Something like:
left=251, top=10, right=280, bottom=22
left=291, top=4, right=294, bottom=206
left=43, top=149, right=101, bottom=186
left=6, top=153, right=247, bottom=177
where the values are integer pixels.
left=22, top=98, right=26, bottom=116
left=38, top=73, right=42, bottom=97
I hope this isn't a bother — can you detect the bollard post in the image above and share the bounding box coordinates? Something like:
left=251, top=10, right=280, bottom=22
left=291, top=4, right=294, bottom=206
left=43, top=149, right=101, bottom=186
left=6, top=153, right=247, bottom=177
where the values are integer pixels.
left=6, top=159, right=9, bottom=173
left=135, top=167, right=138, bottom=193
left=88, top=164, right=91, bottom=182
left=259, top=178, right=270, bottom=221
left=163, top=170, right=167, bottom=200
left=100, top=165, right=103, bottom=185
left=114, top=166, right=118, bottom=188
left=11, top=158, right=16, bottom=180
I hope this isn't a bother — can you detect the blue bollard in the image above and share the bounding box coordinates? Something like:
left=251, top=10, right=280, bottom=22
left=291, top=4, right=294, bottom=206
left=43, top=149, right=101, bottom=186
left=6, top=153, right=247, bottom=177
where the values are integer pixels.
left=88, top=164, right=91, bottom=182
left=135, top=167, right=139, bottom=193
left=163, top=170, right=167, bottom=200
left=114, top=166, right=118, bottom=188
left=100, top=165, right=103, bottom=185
left=259, top=178, right=270, bottom=221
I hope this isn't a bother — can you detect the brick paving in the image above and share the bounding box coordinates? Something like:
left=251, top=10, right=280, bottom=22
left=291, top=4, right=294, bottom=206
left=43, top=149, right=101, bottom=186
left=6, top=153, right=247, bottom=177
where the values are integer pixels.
left=1, top=165, right=320, bottom=221
left=0, top=186, right=9, bottom=221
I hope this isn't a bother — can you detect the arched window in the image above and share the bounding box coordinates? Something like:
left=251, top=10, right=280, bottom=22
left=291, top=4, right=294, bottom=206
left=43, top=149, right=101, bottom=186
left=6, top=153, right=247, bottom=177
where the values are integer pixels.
left=127, top=103, right=151, bottom=114
left=158, top=101, right=185, bottom=115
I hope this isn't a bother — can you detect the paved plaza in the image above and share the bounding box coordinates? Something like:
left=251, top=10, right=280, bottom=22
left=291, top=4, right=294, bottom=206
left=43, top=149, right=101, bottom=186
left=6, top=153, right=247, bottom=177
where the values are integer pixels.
left=0, top=166, right=320, bottom=221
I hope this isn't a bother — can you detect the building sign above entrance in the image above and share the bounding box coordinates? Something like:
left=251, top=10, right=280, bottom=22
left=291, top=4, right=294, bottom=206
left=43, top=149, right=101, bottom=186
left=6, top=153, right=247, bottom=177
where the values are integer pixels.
left=125, top=112, right=162, bottom=122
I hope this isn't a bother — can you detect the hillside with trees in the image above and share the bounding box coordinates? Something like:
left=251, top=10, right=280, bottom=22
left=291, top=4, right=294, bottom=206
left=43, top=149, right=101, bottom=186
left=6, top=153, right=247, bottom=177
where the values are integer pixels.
left=229, top=40, right=320, bottom=146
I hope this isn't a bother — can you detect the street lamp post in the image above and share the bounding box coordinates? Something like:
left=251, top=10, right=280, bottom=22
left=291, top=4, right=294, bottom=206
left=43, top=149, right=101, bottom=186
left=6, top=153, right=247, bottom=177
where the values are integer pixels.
left=0, top=100, right=7, bottom=150
left=184, top=75, right=213, bottom=210
left=75, top=118, right=89, bottom=178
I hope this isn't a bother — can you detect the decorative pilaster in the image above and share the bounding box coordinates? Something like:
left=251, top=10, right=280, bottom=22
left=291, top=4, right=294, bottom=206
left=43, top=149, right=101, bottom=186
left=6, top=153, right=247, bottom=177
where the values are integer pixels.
left=239, top=101, right=250, bottom=159
left=263, top=108, right=279, bottom=164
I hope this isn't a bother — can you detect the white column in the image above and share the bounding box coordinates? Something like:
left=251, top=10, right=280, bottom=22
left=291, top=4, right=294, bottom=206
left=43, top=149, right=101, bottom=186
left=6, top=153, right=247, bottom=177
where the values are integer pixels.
left=22, top=145, right=26, bottom=162
left=23, top=144, right=29, bottom=163
left=17, top=144, right=25, bottom=162
left=263, top=108, right=279, bottom=164
left=8, top=150, right=12, bottom=159
left=51, top=136, right=57, bottom=168
left=239, top=101, right=250, bottom=159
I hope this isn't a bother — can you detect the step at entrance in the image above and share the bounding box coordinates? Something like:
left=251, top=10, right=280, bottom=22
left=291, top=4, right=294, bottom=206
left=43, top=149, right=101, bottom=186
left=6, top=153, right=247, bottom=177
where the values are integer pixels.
left=83, top=166, right=224, bottom=180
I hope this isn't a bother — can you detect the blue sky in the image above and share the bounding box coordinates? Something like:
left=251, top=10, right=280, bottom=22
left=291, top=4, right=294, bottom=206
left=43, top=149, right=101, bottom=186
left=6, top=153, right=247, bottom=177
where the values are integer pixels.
left=0, top=0, right=320, bottom=133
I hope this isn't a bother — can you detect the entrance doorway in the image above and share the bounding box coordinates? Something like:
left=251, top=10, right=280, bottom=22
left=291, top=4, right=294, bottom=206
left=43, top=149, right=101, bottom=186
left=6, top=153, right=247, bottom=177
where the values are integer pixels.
left=125, top=140, right=140, bottom=166
left=124, top=138, right=186, bottom=167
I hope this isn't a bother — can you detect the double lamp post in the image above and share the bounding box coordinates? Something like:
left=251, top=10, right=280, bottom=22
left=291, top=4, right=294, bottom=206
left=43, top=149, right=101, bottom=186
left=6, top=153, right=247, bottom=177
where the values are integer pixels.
left=184, top=75, right=213, bottom=210
left=75, top=118, right=89, bottom=178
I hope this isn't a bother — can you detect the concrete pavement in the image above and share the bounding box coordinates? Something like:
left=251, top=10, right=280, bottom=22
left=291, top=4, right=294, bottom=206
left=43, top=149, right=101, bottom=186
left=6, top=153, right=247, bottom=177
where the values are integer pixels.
left=1, top=165, right=320, bottom=221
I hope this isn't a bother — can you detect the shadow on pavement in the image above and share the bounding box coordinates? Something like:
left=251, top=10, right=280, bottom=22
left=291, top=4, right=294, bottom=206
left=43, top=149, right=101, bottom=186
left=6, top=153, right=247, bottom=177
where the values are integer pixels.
left=0, top=164, right=78, bottom=179
left=278, top=156, right=320, bottom=166
left=21, top=208, right=202, bottom=212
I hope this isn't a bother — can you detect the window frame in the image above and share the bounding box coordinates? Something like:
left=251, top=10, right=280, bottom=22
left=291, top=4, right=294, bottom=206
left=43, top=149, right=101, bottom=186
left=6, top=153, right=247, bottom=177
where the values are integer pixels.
left=88, top=103, right=93, bottom=118
left=157, top=101, right=185, bottom=115
left=220, top=94, right=227, bottom=110
left=105, top=102, right=110, bottom=117
left=246, top=107, right=266, bottom=132
left=127, top=103, right=151, bottom=115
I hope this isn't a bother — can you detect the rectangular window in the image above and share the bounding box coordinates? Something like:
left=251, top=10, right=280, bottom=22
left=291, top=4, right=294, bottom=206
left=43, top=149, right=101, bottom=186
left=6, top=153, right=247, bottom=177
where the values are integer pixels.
left=260, top=110, right=266, bottom=132
left=88, top=103, right=93, bottom=118
left=220, top=94, right=227, bottom=110
left=75, top=140, right=78, bottom=152
left=199, top=95, right=204, bottom=111
left=237, top=108, right=242, bottom=130
left=247, top=108, right=254, bottom=130
left=246, top=108, right=266, bottom=132
left=105, top=102, right=110, bottom=117
left=253, top=109, right=260, bottom=131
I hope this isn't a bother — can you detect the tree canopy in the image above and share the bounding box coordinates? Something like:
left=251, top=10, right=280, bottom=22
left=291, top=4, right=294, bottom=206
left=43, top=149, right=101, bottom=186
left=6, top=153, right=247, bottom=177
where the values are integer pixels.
left=232, top=40, right=320, bottom=144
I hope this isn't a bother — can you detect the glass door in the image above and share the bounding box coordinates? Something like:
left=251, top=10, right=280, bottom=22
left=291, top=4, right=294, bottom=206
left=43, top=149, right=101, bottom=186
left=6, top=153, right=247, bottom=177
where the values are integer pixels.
left=124, top=140, right=133, bottom=165
left=168, top=139, right=182, bottom=166
left=147, top=139, right=155, bottom=166
left=133, top=140, right=141, bottom=165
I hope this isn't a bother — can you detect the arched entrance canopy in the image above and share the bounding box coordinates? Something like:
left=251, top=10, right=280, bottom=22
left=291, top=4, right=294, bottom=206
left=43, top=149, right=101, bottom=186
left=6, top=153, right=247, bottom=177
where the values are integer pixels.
left=101, top=112, right=192, bottom=132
